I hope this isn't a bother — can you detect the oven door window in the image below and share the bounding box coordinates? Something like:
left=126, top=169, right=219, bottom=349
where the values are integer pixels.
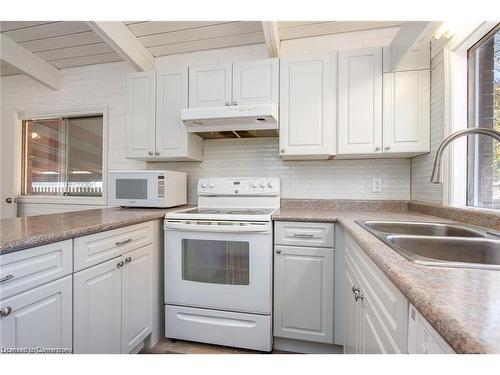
left=182, top=239, right=249, bottom=285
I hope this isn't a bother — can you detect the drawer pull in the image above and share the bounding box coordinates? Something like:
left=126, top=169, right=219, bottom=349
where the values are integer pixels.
left=124, top=257, right=132, bottom=264
left=0, top=274, right=14, bottom=283
left=115, top=238, right=132, bottom=246
left=0, top=306, right=12, bottom=317
left=293, top=233, right=314, bottom=238
left=117, top=261, right=125, bottom=268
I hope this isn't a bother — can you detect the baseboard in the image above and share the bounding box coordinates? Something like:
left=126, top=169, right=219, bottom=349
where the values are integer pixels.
left=130, top=341, right=145, bottom=354
left=273, top=337, right=343, bottom=354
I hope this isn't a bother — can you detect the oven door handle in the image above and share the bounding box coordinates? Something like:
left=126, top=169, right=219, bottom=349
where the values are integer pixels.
left=165, top=221, right=271, bottom=233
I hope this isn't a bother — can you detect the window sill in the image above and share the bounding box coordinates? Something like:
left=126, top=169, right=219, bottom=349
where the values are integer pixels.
left=16, top=195, right=107, bottom=206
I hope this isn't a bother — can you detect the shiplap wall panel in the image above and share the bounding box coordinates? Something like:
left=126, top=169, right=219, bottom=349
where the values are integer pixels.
left=21, top=32, right=105, bottom=53
left=4, top=22, right=91, bottom=43
left=36, top=43, right=114, bottom=61
left=0, top=21, right=54, bottom=32
left=410, top=50, right=444, bottom=203
left=50, top=52, right=124, bottom=69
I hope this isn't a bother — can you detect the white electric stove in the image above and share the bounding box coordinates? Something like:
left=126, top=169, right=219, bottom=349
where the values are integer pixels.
left=163, top=177, right=280, bottom=352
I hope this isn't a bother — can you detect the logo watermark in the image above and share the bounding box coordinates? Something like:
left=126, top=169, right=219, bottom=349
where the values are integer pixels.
left=1, top=346, right=72, bottom=354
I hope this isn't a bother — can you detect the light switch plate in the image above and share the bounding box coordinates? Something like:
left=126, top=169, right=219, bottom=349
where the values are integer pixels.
left=372, top=178, right=382, bottom=192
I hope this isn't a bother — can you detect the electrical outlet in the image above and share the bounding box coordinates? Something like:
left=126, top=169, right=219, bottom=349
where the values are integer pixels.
left=372, top=178, right=382, bottom=192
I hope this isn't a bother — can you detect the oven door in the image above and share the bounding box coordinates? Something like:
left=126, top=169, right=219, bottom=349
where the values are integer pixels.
left=164, top=220, right=272, bottom=315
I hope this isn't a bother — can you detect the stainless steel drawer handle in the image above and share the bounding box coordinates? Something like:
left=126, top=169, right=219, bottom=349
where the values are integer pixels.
left=115, top=238, right=132, bottom=246
left=0, top=274, right=14, bottom=283
left=293, top=233, right=314, bottom=238
left=117, top=261, right=125, bottom=268
left=0, top=306, right=12, bottom=317
left=352, top=286, right=360, bottom=294
left=124, top=257, right=132, bottom=264
left=354, top=292, right=364, bottom=302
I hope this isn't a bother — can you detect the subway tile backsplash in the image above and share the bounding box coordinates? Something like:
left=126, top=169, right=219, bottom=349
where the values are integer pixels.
left=149, top=138, right=411, bottom=204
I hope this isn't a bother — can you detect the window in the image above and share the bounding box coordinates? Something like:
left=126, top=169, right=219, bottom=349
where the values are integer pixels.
left=467, top=24, right=500, bottom=209
left=21, top=115, right=104, bottom=198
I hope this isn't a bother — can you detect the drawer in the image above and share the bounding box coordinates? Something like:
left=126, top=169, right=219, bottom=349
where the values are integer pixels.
left=74, top=221, right=154, bottom=271
left=0, top=240, right=72, bottom=299
left=275, top=221, right=334, bottom=248
left=345, top=235, right=408, bottom=352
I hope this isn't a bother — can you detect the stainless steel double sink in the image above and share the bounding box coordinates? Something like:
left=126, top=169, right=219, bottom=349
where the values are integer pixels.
left=356, top=220, right=500, bottom=270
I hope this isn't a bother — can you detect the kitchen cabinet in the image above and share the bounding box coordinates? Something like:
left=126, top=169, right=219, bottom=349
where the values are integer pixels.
left=279, top=54, right=337, bottom=160
left=126, top=69, right=202, bottom=161
left=382, top=70, right=430, bottom=156
left=408, top=304, right=454, bottom=354
left=0, top=276, right=73, bottom=352
left=343, top=234, right=406, bottom=353
left=189, top=59, right=278, bottom=108
left=73, top=244, right=153, bottom=354
left=189, top=63, right=232, bottom=108
left=337, top=47, right=383, bottom=156
left=274, top=221, right=335, bottom=344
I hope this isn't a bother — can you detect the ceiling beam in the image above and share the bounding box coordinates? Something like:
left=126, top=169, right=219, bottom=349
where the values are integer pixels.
left=87, top=21, right=154, bottom=71
left=388, top=21, right=433, bottom=72
left=0, top=33, right=59, bottom=90
left=261, top=21, right=281, bottom=58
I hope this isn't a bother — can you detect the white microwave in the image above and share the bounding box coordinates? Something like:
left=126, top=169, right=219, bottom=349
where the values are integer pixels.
left=109, top=170, right=187, bottom=208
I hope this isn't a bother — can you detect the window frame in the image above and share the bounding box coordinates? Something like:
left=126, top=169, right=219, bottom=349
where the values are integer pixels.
left=441, top=22, right=499, bottom=210
left=16, top=106, right=109, bottom=206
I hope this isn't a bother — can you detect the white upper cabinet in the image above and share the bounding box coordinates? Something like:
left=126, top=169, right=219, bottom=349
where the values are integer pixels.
left=337, top=48, right=383, bottom=156
left=383, top=69, right=430, bottom=156
left=126, top=71, right=156, bottom=159
left=126, top=70, right=202, bottom=161
left=156, top=67, right=203, bottom=160
left=189, top=63, right=232, bottom=108
left=232, top=58, right=278, bottom=106
left=279, top=54, right=336, bottom=160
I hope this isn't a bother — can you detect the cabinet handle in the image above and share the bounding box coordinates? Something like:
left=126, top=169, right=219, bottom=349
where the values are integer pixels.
left=0, top=274, right=14, bottom=283
left=352, top=285, right=360, bottom=294
left=275, top=249, right=282, bottom=254
left=148, top=151, right=154, bottom=156
left=354, top=292, right=364, bottom=302
left=0, top=306, right=12, bottom=317
left=225, top=102, right=230, bottom=106
left=385, top=145, right=391, bottom=151
left=293, top=233, right=314, bottom=238
left=124, top=256, right=132, bottom=264
left=280, top=148, right=285, bottom=153
left=232, top=101, right=238, bottom=106
left=115, top=238, right=132, bottom=246
left=117, top=261, right=125, bottom=268
left=375, top=146, right=381, bottom=151
left=155, top=151, right=160, bottom=156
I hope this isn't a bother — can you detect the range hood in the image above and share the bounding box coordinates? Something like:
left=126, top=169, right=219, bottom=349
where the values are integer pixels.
left=181, top=103, right=278, bottom=139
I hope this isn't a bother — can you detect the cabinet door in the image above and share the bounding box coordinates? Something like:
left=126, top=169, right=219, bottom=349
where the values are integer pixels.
left=274, top=245, right=334, bottom=343
left=73, top=258, right=122, bottom=354
left=0, top=276, right=72, bottom=352
left=156, top=66, right=202, bottom=160
left=383, top=70, right=430, bottom=155
left=232, top=58, right=278, bottom=106
left=279, top=54, right=336, bottom=159
left=121, top=244, right=153, bottom=353
left=343, top=260, right=359, bottom=353
left=189, top=63, right=232, bottom=108
left=359, top=287, right=401, bottom=354
left=126, top=71, right=156, bottom=158
left=338, top=48, right=383, bottom=156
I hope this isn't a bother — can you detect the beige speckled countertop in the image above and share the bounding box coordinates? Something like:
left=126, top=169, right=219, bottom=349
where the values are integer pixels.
left=272, top=208, right=500, bottom=354
left=0, top=206, right=191, bottom=255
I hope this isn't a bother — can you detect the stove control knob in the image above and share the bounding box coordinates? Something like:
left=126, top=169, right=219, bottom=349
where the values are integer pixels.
left=209, top=183, right=215, bottom=189
left=260, top=182, right=266, bottom=188
left=201, top=183, right=208, bottom=189
left=252, top=182, right=258, bottom=188
left=267, top=182, right=273, bottom=188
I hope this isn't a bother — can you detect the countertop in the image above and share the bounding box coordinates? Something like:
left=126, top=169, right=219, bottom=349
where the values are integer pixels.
left=0, top=206, right=191, bottom=255
left=273, top=208, right=500, bottom=354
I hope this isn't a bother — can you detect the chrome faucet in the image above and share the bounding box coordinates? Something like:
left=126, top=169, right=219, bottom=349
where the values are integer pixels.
left=431, top=127, right=500, bottom=184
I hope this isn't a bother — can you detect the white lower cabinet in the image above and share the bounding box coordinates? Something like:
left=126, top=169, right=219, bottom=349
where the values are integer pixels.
left=0, top=275, right=72, bottom=352
left=274, top=222, right=335, bottom=344
left=73, top=244, right=153, bottom=354
left=408, top=304, right=454, bottom=354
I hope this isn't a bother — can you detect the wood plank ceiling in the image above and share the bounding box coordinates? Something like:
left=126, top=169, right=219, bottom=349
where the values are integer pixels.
left=0, top=21, right=123, bottom=76
left=1, top=21, right=403, bottom=77
left=124, top=21, right=265, bottom=56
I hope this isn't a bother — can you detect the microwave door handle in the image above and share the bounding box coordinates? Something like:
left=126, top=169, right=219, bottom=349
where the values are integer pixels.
left=165, top=222, right=269, bottom=233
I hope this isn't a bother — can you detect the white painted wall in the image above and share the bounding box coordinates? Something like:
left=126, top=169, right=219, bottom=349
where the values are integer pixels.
left=0, top=26, right=413, bottom=216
